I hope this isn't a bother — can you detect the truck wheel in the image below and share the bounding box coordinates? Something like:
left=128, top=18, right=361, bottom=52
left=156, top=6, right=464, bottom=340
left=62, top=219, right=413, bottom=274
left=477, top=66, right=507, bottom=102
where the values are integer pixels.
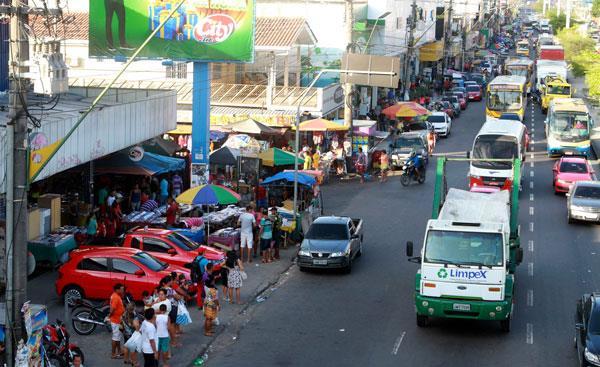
left=416, top=314, right=429, bottom=327
left=500, top=315, right=511, bottom=332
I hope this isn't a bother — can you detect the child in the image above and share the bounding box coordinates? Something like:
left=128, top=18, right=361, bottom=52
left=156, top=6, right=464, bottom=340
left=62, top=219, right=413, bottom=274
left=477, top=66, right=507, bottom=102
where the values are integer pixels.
left=156, top=304, right=171, bottom=367
left=142, top=291, right=153, bottom=310
left=122, top=318, right=141, bottom=367
left=203, top=282, right=220, bottom=336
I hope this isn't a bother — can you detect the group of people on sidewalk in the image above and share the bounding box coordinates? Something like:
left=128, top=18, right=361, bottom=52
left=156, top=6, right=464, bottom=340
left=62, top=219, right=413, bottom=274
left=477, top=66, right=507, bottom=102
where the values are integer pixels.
left=238, top=205, right=283, bottom=264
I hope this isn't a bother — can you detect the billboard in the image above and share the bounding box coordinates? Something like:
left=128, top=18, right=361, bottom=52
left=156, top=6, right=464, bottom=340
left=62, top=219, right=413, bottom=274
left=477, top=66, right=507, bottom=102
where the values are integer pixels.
left=88, top=0, right=255, bottom=62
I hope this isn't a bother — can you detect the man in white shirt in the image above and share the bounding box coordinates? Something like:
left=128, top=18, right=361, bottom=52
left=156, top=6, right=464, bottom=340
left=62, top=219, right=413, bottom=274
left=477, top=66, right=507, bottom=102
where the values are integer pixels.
left=238, top=205, right=256, bottom=263
left=141, top=308, right=158, bottom=367
left=155, top=304, right=171, bottom=367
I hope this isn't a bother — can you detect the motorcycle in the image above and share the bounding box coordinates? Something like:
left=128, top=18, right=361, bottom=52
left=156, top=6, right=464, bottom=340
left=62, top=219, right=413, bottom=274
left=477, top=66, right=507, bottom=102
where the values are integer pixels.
left=42, top=319, right=85, bottom=367
left=400, top=156, right=426, bottom=186
left=71, top=294, right=135, bottom=335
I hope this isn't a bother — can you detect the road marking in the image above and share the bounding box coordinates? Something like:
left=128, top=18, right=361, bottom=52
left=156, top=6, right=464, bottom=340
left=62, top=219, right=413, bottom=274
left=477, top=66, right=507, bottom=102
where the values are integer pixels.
left=531, top=145, right=535, bottom=151
left=530, top=171, right=534, bottom=177
left=531, top=139, right=535, bottom=144
left=392, top=332, right=406, bottom=355
left=528, top=240, right=534, bottom=252
left=532, top=127, right=535, bottom=132
left=530, top=193, right=534, bottom=201
left=527, top=289, right=534, bottom=307
left=528, top=262, right=534, bottom=276
left=529, top=206, right=534, bottom=216
left=530, top=153, right=534, bottom=160
left=530, top=161, right=534, bottom=168
left=529, top=222, right=534, bottom=232
left=527, top=323, right=534, bottom=344
left=530, top=181, right=534, bottom=189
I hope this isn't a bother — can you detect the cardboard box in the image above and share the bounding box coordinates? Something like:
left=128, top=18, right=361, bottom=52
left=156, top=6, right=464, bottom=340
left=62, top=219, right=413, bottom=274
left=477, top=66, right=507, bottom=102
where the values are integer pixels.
left=38, top=194, right=61, bottom=230
left=28, top=208, right=40, bottom=240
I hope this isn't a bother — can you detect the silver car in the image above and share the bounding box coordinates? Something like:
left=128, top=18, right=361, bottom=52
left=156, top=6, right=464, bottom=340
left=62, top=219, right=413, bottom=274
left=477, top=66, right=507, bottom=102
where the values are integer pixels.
left=567, top=181, right=600, bottom=223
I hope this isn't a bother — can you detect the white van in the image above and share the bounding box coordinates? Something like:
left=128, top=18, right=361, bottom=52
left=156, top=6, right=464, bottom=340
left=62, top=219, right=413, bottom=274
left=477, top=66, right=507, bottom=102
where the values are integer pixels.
left=469, top=120, right=527, bottom=191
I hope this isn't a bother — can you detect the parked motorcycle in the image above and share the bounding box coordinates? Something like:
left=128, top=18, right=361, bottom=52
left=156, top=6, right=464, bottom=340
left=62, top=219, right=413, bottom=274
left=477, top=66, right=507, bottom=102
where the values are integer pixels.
left=71, top=294, right=134, bottom=335
left=400, top=156, right=426, bottom=186
left=43, top=319, right=85, bottom=367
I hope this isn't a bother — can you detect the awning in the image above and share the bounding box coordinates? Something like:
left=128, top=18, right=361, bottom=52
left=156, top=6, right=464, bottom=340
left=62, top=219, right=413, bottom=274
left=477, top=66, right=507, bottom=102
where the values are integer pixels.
left=168, top=124, right=192, bottom=135
left=258, top=148, right=304, bottom=167
left=95, top=151, right=185, bottom=176
left=210, top=146, right=240, bottom=166
left=419, top=41, right=444, bottom=62
left=142, top=138, right=180, bottom=156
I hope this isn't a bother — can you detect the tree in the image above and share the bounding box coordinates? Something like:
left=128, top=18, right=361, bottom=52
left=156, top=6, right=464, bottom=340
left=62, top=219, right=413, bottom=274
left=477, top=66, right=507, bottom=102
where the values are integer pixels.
left=593, top=0, right=600, bottom=18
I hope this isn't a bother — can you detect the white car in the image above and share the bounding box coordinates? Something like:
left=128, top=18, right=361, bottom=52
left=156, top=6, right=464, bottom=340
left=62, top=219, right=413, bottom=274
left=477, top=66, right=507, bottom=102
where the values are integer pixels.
left=427, top=111, right=452, bottom=137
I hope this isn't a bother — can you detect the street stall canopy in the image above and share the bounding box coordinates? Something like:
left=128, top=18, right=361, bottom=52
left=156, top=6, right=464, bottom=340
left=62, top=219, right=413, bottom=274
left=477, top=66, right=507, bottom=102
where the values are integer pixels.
left=210, top=146, right=241, bottom=166
left=258, top=148, right=304, bottom=167
left=176, top=184, right=241, bottom=205
left=293, top=118, right=349, bottom=132
left=222, top=134, right=261, bottom=157
left=142, top=138, right=180, bottom=156
left=382, top=102, right=430, bottom=119
left=94, top=150, right=185, bottom=176
left=226, top=118, right=281, bottom=135
left=261, top=171, right=316, bottom=187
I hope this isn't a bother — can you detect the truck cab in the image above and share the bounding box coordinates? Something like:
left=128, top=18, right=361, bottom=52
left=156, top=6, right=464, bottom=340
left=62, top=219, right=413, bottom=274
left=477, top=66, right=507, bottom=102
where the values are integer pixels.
left=541, top=76, right=571, bottom=114
left=516, top=40, right=530, bottom=57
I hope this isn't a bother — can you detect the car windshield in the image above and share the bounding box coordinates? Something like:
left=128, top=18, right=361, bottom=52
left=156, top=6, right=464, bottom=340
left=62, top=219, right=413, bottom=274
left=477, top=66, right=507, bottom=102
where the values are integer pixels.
left=467, top=86, right=480, bottom=92
left=487, top=89, right=522, bottom=111
left=560, top=161, right=588, bottom=173
left=167, top=232, right=199, bottom=251
left=427, top=115, right=446, bottom=123
left=574, top=186, right=600, bottom=198
left=133, top=252, right=168, bottom=272
left=394, top=137, right=423, bottom=150
left=548, top=85, right=570, bottom=95
left=305, top=223, right=349, bottom=240
left=424, top=230, right=504, bottom=267
left=589, top=306, right=600, bottom=334
left=472, top=134, right=518, bottom=168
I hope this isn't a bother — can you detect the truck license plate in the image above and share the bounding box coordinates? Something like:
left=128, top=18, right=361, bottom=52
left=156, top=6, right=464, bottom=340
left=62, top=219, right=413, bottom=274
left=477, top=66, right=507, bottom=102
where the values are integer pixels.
left=453, top=303, right=471, bottom=311
left=313, top=259, right=328, bottom=265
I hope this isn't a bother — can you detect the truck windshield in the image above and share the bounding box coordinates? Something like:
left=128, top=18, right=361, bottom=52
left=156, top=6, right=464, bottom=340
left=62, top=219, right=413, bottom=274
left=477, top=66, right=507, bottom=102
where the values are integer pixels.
left=487, top=89, right=522, bottom=111
left=133, top=252, right=168, bottom=272
left=472, top=134, right=518, bottom=169
left=548, top=112, right=590, bottom=142
left=305, top=223, right=349, bottom=240
left=167, top=232, right=199, bottom=251
left=547, top=85, right=570, bottom=95
left=424, top=230, right=504, bottom=267
left=507, top=67, right=528, bottom=77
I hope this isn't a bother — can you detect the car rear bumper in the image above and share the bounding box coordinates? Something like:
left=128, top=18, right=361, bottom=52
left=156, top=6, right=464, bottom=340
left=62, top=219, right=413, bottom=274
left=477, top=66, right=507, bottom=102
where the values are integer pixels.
left=297, top=255, right=349, bottom=269
left=415, top=293, right=512, bottom=320
left=554, top=181, right=572, bottom=193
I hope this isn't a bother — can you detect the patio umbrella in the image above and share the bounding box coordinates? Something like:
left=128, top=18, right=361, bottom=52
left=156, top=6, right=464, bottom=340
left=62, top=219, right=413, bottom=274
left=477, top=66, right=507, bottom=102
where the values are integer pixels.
left=382, top=102, right=430, bottom=119
left=258, top=147, right=304, bottom=167
left=210, top=146, right=240, bottom=166
left=227, top=118, right=280, bottom=135
left=261, top=171, right=316, bottom=187
left=293, top=118, right=349, bottom=132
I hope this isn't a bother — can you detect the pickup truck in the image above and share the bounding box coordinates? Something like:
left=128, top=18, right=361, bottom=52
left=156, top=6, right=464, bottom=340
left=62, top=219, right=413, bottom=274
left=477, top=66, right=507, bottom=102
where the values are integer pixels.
left=80, top=228, right=225, bottom=269
left=297, top=216, right=363, bottom=273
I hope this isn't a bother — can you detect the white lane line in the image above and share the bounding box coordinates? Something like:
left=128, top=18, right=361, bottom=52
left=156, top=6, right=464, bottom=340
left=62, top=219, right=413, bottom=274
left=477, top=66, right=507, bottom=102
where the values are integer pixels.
left=530, top=161, right=534, bottom=168
left=530, top=153, right=534, bottom=160
left=531, top=127, right=535, bottom=132
left=531, top=145, right=535, bottom=151
left=530, top=193, right=534, bottom=201
left=392, top=332, right=406, bottom=355
left=531, top=139, right=535, bottom=145
left=529, top=206, right=534, bottom=216
left=529, top=222, right=534, bottom=232
left=528, top=262, right=534, bottom=276
left=527, top=289, right=534, bottom=307
left=530, top=171, right=534, bottom=177
left=530, top=181, right=534, bottom=189
left=528, top=240, right=534, bottom=252
left=527, top=323, right=534, bottom=344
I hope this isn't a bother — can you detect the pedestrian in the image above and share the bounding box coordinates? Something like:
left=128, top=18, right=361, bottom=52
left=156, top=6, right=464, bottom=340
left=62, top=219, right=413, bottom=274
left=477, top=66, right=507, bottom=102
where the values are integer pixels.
left=203, top=282, right=220, bottom=337
left=256, top=179, right=267, bottom=209
left=123, top=317, right=141, bottom=367
left=165, top=197, right=179, bottom=227
left=380, top=150, right=389, bottom=183
left=98, top=185, right=109, bottom=208
left=151, top=288, right=171, bottom=314
left=109, top=283, right=126, bottom=359
left=259, top=208, right=273, bottom=263
left=107, top=190, right=117, bottom=208
left=72, top=354, right=84, bottom=367
left=155, top=304, right=171, bottom=367
left=140, top=197, right=159, bottom=212
left=150, top=176, right=160, bottom=201
left=237, top=205, right=256, bottom=263
left=312, top=148, right=320, bottom=171
left=427, top=130, right=436, bottom=155
left=227, top=253, right=244, bottom=305
left=159, top=177, right=169, bottom=205
left=269, top=207, right=282, bottom=260
left=253, top=205, right=262, bottom=259
left=129, top=184, right=142, bottom=212
left=221, top=251, right=235, bottom=302
left=355, top=147, right=367, bottom=184
left=86, top=213, right=98, bottom=238
left=303, top=148, right=313, bottom=170
left=191, top=248, right=209, bottom=309
left=140, top=308, right=158, bottom=367
left=171, top=173, right=183, bottom=198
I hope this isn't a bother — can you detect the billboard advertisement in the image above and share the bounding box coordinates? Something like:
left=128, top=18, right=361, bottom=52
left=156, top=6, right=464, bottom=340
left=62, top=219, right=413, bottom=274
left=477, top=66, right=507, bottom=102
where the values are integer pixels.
left=88, top=0, right=255, bottom=62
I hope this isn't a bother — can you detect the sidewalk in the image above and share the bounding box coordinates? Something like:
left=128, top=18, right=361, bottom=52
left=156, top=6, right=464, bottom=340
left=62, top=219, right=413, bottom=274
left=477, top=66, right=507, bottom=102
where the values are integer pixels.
left=570, top=73, right=600, bottom=157
left=27, top=244, right=300, bottom=366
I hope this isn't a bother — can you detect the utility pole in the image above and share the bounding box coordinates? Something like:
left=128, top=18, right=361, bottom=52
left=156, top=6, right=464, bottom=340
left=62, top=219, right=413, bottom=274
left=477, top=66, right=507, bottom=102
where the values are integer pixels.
left=543, top=0, right=547, bottom=16
left=566, top=0, right=571, bottom=28
left=344, top=0, right=354, bottom=131
left=403, top=0, right=418, bottom=101
left=557, top=0, right=561, bottom=17
left=443, top=0, right=453, bottom=73
left=6, top=0, right=29, bottom=361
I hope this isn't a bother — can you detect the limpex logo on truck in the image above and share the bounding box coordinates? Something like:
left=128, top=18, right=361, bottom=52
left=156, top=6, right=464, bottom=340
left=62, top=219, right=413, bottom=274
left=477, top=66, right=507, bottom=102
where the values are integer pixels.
left=437, top=268, right=488, bottom=280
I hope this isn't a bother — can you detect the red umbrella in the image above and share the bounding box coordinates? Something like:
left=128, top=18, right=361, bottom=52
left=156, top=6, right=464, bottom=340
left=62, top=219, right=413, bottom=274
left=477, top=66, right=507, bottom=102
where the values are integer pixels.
left=382, top=102, right=430, bottom=119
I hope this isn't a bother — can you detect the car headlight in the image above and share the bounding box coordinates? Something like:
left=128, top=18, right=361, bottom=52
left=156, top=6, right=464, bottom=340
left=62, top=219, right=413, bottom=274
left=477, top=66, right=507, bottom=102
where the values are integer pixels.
left=298, top=249, right=311, bottom=257
left=557, top=179, right=571, bottom=185
left=585, top=348, right=600, bottom=364
left=571, top=205, right=586, bottom=212
left=330, top=247, right=351, bottom=257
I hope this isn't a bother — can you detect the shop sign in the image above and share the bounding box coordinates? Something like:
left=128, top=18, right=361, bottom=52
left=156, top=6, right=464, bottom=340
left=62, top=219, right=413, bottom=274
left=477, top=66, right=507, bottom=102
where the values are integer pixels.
left=88, top=0, right=256, bottom=63
left=321, top=84, right=345, bottom=116
left=128, top=146, right=145, bottom=162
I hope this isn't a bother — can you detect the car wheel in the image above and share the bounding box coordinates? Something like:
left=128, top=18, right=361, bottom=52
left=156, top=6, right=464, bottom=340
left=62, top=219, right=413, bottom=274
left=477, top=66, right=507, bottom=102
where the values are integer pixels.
left=568, top=211, right=575, bottom=224
left=63, top=285, right=84, bottom=307
left=298, top=266, right=306, bottom=272
left=500, top=315, right=511, bottom=332
left=356, top=243, right=363, bottom=257
left=416, top=314, right=429, bottom=327
left=344, top=257, right=352, bottom=274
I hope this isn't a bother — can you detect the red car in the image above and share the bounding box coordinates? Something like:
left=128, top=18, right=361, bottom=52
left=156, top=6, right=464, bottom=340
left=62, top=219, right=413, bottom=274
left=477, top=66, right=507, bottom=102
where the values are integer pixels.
left=440, top=101, right=455, bottom=118
left=452, top=92, right=467, bottom=109
left=466, top=85, right=483, bottom=101
left=552, top=156, right=595, bottom=194
left=56, top=248, right=190, bottom=305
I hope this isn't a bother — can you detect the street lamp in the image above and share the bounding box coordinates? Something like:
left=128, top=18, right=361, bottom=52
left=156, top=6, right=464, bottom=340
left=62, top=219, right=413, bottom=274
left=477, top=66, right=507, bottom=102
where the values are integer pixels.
left=364, top=12, right=392, bottom=54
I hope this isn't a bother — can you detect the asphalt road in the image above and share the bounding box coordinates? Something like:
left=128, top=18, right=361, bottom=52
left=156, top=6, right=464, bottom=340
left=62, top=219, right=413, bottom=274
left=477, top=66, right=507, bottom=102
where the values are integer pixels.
left=206, top=98, right=600, bottom=367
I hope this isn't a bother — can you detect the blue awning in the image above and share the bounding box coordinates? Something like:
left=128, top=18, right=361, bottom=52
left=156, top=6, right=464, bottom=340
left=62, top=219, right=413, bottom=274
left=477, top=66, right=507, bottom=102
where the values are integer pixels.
left=261, top=171, right=316, bottom=187
left=95, top=150, right=185, bottom=176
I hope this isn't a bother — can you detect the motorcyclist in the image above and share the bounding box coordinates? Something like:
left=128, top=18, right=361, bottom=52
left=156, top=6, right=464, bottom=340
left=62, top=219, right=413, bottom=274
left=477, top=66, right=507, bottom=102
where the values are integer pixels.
left=406, top=150, right=424, bottom=181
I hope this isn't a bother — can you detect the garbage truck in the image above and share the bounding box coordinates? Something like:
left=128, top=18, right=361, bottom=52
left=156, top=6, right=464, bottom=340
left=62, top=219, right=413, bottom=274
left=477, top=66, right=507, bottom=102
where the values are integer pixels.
left=406, top=157, right=522, bottom=332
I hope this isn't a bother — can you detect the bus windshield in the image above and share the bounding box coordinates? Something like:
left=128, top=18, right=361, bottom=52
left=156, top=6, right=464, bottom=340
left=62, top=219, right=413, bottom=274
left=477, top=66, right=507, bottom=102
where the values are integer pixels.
left=424, top=230, right=504, bottom=267
left=548, top=112, right=590, bottom=142
left=507, top=67, right=528, bottom=78
left=472, top=134, right=518, bottom=169
left=487, top=89, right=523, bottom=111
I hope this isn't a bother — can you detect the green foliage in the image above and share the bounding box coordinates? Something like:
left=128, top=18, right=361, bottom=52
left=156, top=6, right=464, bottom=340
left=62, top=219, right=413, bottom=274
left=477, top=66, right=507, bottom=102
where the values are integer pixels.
left=586, top=64, right=600, bottom=98
left=557, top=28, right=595, bottom=76
left=593, top=0, right=600, bottom=17
left=548, top=9, right=566, bottom=31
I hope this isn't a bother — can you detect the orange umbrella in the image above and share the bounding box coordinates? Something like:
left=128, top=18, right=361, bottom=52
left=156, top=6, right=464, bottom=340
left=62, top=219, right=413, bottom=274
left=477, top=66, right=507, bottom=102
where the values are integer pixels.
left=382, top=102, right=430, bottom=119
left=293, top=118, right=349, bottom=132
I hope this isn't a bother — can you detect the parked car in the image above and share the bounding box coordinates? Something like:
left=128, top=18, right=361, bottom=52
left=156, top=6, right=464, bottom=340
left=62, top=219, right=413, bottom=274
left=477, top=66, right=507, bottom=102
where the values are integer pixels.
left=440, top=100, right=456, bottom=118
left=427, top=112, right=452, bottom=137
left=553, top=156, right=595, bottom=194
left=442, top=95, right=461, bottom=115
left=467, top=73, right=486, bottom=87
left=466, top=84, right=483, bottom=101
left=297, top=216, right=363, bottom=273
left=389, top=132, right=429, bottom=169
left=567, top=181, right=600, bottom=223
left=452, top=91, right=468, bottom=110
left=56, top=248, right=190, bottom=305
left=575, top=293, right=600, bottom=365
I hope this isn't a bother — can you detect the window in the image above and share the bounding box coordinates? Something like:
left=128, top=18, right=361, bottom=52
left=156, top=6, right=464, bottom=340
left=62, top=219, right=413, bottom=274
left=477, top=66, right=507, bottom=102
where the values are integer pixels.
left=77, top=257, right=108, bottom=272
left=396, top=17, right=402, bottom=30
left=143, top=238, right=172, bottom=253
left=130, top=237, right=141, bottom=249
left=213, top=64, right=222, bottom=80
left=111, top=258, right=141, bottom=275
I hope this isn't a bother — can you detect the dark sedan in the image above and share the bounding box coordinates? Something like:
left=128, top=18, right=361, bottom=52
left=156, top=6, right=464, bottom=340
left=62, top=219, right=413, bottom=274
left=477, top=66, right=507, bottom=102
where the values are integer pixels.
left=575, top=293, right=600, bottom=366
